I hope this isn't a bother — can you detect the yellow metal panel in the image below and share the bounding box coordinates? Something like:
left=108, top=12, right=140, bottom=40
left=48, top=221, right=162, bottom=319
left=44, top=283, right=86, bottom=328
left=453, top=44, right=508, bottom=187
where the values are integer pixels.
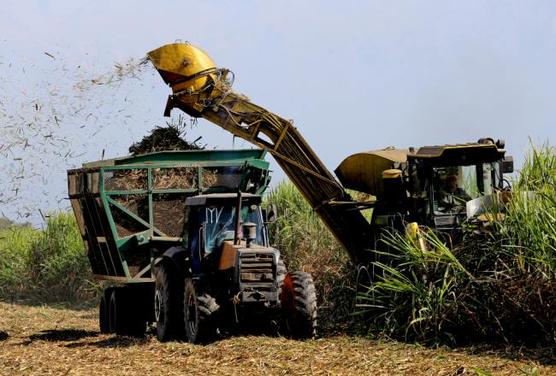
left=414, top=143, right=497, bottom=158
left=335, top=149, right=407, bottom=198
left=382, top=168, right=402, bottom=179
left=147, top=43, right=216, bottom=92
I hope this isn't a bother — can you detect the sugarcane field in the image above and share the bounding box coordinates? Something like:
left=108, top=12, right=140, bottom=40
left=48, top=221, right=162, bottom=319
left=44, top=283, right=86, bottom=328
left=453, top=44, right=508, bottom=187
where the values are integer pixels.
left=1, top=2, right=555, bottom=375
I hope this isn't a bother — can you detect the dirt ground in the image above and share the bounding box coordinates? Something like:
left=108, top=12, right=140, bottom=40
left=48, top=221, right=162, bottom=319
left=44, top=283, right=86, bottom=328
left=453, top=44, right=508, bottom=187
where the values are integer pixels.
left=0, top=302, right=552, bottom=376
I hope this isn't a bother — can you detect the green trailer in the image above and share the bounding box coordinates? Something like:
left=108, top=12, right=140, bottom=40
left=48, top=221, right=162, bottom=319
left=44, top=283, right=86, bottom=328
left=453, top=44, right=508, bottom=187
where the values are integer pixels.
left=68, top=149, right=270, bottom=282
left=68, top=149, right=317, bottom=342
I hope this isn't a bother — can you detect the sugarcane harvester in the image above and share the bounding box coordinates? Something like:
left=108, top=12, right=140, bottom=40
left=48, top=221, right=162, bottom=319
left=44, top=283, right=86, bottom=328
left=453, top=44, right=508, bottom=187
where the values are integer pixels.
left=147, top=42, right=515, bottom=276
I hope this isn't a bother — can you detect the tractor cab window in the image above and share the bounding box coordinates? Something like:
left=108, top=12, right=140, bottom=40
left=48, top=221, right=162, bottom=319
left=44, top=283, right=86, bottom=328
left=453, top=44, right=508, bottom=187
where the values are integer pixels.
left=203, top=203, right=264, bottom=254
left=432, top=163, right=498, bottom=215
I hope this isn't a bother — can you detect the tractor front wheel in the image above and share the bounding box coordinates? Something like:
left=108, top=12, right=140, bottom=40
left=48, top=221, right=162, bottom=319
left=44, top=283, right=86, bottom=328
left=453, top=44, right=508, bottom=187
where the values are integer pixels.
left=280, top=271, right=317, bottom=339
left=154, top=262, right=184, bottom=341
left=183, top=278, right=218, bottom=343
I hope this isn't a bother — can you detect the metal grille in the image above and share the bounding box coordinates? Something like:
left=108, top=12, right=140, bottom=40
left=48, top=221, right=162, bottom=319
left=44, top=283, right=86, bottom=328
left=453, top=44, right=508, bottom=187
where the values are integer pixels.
left=239, top=252, right=274, bottom=283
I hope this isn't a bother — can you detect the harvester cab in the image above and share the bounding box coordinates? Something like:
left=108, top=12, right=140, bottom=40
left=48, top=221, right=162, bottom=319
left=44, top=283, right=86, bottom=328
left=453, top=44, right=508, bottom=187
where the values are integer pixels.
left=336, top=138, right=514, bottom=238
left=407, top=139, right=514, bottom=232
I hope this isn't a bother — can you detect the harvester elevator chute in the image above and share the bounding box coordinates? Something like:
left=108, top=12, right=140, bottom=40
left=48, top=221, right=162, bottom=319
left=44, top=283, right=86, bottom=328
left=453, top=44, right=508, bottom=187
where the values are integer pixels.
left=147, top=42, right=374, bottom=265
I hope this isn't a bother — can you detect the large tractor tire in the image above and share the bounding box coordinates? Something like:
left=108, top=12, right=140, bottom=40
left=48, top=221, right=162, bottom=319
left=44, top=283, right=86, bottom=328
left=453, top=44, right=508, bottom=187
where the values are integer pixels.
left=183, top=278, right=219, bottom=344
left=280, top=271, right=317, bottom=339
left=154, top=262, right=184, bottom=341
left=108, top=287, right=146, bottom=336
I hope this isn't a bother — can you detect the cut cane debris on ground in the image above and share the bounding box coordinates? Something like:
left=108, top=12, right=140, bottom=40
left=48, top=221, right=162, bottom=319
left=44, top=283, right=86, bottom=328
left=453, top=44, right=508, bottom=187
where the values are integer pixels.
left=0, top=302, right=552, bottom=376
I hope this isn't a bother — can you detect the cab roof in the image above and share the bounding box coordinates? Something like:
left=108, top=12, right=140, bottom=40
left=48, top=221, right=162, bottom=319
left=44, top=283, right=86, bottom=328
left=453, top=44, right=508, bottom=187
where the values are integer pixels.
left=335, top=141, right=506, bottom=197
left=409, top=143, right=505, bottom=166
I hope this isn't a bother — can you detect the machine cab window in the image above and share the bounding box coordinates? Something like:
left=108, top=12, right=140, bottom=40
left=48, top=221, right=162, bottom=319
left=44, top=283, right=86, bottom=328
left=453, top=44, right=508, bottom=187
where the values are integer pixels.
left=432, top=163, right=499, bottom=216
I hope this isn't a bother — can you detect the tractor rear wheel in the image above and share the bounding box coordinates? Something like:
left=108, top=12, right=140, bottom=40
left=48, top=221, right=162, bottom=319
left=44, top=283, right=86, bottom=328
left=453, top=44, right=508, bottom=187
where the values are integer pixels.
left=154, top=262, right=184, bottom=341
left=99, top=289, right=110, bottom=334
left=280, top=271, right=317, bottom=339
left=108, top=287, right=146, bottom=337
left=108, top=288, right=129, bottom=334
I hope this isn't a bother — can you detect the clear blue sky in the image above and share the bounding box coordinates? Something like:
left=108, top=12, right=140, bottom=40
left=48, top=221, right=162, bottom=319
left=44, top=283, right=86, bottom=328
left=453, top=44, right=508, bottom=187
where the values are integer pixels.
left=1, top=1, right=555, bottom=224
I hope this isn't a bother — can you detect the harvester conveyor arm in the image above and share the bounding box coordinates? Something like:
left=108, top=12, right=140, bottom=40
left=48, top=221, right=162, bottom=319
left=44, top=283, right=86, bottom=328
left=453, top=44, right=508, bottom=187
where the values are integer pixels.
left=148, top=43, right=374, bottom=264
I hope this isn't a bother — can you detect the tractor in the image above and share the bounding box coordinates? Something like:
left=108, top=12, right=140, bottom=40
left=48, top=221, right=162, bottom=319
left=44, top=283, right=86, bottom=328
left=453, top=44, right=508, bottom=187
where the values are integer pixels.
left=68, top=149, right=317, bottom=343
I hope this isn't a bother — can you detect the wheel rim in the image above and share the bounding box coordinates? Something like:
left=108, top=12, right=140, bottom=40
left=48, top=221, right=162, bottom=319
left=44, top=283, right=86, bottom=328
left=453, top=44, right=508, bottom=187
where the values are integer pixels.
left=355, top=265, right=371, bottom=309
left=281, top=275, right=295, bottom=311
left=109, top=294, right=117, bottom=332
left=154, top=289, right=164, bottom=324
left=185, top=291, right=197, bottom=337
left=99, top=297, right=107, bottom=332
left=280, top=275, right=296, bottom=331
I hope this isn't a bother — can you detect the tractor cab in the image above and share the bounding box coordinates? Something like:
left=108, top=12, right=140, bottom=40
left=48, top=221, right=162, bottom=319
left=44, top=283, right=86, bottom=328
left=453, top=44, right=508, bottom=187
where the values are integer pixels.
left=181, top=192, right=284, bottom=313
left=183, top=193, right=271, bottom=274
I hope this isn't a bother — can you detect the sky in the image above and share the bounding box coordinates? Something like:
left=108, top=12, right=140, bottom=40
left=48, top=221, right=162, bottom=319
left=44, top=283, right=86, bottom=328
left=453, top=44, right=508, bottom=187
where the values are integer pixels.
left=1, top=1, right=556, bottom=225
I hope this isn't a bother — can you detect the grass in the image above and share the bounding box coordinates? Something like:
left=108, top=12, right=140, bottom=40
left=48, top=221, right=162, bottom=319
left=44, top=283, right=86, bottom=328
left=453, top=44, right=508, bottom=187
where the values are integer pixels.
left=357, top=143, right=556, bottom=346
left=356, top=230, right=470, bottom=344
left=0, top=212, right=97, bottom=303
left=264, top=181, right=356, bottom=332
left=503, top=143, right=556, bottom=274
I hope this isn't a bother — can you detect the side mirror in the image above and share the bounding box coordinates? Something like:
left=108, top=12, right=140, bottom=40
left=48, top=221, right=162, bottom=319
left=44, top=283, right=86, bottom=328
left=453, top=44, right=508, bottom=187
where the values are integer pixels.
left=502, top=156, right=514, bottom=174
left=263, top=204, right=278, bottom=223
